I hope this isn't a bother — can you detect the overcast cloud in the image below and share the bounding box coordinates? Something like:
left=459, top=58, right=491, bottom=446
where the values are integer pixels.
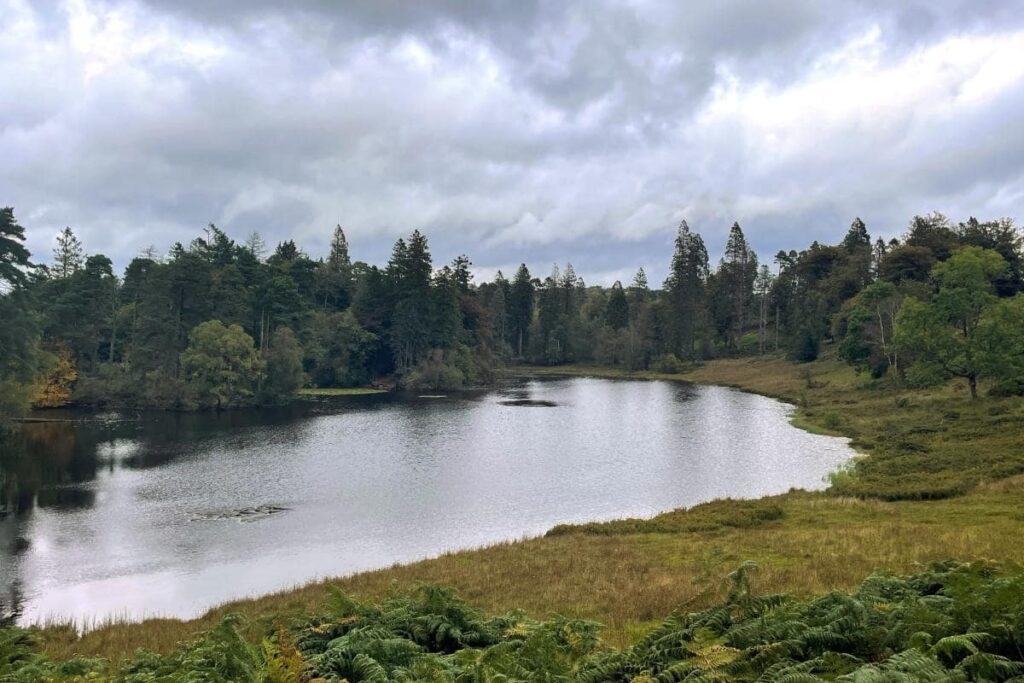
left=2, top=0, right=1022, bottom=284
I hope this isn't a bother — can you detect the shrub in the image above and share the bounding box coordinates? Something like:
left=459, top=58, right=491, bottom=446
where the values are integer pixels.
left=788, top=329, right=820, bottom=362
left=653, top=353, right=685, bottom=374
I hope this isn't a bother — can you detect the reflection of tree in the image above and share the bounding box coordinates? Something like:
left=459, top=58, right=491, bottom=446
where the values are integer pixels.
left=0, top=582, right=22, bottom=627
left=1, top=419, right=97, bottom=515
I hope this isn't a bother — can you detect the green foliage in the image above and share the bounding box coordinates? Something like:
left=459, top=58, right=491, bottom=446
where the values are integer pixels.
left=5, top=206, right=1022, bottom=410
left=604, top=282, right=629, bottom=330
left=6, top=564, right=1024, bottom=681
left=306, top=310, right=377, bottom=387
left=262, top=326, right=305, bottom=401
left=652, top=353, right=685, bottom=374
left=0, top=207, right=39, bottom=419
left=896, top=247, right=1016, bottom=398
left=547, top=498, right=785, bottom=536
left=789, top=328, right=820, bottom=362
left=836, top=281, right=902, bottom=378
left=180, top=320, right=263, bottom=409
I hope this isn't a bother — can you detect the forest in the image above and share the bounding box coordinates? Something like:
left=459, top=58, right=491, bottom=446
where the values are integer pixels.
left=1, top=207, right=1023, bottom=412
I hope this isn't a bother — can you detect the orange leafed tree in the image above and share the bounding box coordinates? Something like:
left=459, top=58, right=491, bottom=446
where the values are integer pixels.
left=33, top=343, right=78, bottom=408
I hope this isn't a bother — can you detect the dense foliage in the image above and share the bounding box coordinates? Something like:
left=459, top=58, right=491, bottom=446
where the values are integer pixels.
left=5, top=563, right=1024, bottom=681
left=1, top=208, right=1022, bottom=410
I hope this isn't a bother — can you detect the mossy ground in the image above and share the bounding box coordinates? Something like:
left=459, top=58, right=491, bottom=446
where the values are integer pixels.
left=38, top=352, right=1024, bottom=661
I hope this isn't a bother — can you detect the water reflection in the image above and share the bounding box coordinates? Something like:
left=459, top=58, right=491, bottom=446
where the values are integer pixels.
left=0, top=379, right=853, bottom=626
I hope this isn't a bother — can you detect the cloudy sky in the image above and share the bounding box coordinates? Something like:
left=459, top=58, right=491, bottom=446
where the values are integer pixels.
left=2, top=0, right=1022, bottom=284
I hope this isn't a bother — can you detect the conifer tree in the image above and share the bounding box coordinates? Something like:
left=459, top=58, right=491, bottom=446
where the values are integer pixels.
left=328, top=225, right=351, bottom=271
left=604, top=281, right=629, bottom=330
left=664, top=220, right=709, bottom=358
left=508, top=264, right=534, bottom=357
left=722, top=222, right=757, bottom=348
left=53, top=226, right=84, bottom=278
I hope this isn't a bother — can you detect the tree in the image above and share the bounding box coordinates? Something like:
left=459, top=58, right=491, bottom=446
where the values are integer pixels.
left=0, top=208, right=39, bottom=418
left=180, top=320, right=263, bottom=409
left=957, top=217, right=1023, bottom=296
left=841, top=217, right=871, bottom=253
left=32, top=343, right=77, bottom=407
left=753, top=265, right=773, bottom=354
left=243, top=231, right=266, bottom=261
left=508, top=264, right=534, bottom=357
left=976, top=295, right=1024, bottom=394
left=837, top=281, right=903, bottom=377
left=306, top=310, right=377, bottom=386
left=895, top=247, right=1008, bottom=398
left=263, top=326, right=305, bottom=400
left=664, top=220, right=709, bottom=358
left=841, top=217, right=872, bottom=289
left=629, top=268, right=649, bottom=302
left=879, top=245, right=937, bottom=285
left=328, top=224, right=351, bottom=271
left=386, top=231, right=434, bottom=370
left=486, top=271, right=510, bottom=350
left=52, top=226, right=84, bottom=278
left=317, top=224, right=354, bottom=310
left=604, top=281, right=629, bottom=330
left=1, top=207, right=32, bottom=290
left=721, top=222, right=758, bottom=349
left=191, top=224, right=236, bottom=267
left=905, top=212, right=959, bottom=261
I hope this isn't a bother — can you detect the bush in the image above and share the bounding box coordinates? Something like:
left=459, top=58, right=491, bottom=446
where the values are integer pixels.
left=653, top=353, right=685, bottom=374
left=788, top=329, right=820, bottom=362
left=822, top=411, right=842, bottom=430
left=989, top=378, right=1024, bottom=397
left=403, top=349, right=467, bottom=391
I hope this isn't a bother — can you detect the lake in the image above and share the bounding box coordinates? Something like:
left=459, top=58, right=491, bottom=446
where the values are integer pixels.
left=0, top=376, right=854, bottom=626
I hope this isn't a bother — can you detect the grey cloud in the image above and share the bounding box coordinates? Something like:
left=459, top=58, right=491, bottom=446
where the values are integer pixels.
left=2, top=0, right=1022, bottom=285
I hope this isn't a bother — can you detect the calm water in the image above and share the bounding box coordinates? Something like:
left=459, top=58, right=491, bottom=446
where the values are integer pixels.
left=0, top=377, right=854, bottom=625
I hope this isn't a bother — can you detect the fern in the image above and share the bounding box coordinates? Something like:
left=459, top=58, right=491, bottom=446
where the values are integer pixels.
left=6, top=563, right=1024, bottom=682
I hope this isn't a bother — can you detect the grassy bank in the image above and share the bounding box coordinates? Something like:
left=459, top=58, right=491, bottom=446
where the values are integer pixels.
left=296, top=386, right=388, bottom=396
left=37, top=353, right=1024, bottom=663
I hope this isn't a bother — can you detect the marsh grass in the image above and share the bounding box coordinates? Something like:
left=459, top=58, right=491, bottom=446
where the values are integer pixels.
left=296, top=387, right=387, bottom=396
left=37, top=351, right=1024, bottom=662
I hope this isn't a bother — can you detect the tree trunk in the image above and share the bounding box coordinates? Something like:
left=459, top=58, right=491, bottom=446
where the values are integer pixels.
left=775, top=304, right=780, bottom=351
left=109, top=305, right=117, bottom=362
left=968, top=375, right=978, bottom=400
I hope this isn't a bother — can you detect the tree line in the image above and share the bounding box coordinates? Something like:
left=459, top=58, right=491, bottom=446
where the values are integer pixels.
left=0, top=207, right=1021, bottom=411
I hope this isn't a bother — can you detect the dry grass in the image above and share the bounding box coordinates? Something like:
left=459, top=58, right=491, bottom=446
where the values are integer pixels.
left=39, top=352, right=1024, bottom=662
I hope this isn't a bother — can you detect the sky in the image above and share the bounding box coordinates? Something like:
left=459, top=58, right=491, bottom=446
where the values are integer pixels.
left=2, top=0, right=1023, bottom=285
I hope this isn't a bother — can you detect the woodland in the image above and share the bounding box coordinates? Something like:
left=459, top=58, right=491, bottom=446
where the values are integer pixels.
left=1, top=208, right=1022, bottom=412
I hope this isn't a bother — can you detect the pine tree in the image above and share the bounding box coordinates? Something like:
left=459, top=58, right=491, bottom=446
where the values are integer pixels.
left=604, top=281, right=629, bottom=330
left=664, top=220, right=709, bottom=358
left=1, top=207, right=32, bottom=290
left=722, top=222, right=757, bottom=349
left=509, top=264, right=534, bottom=357
left=842, top=217, right=871, bottom=252
left=244, top=231, right=266, bottom=261
left=631, top=267, right=649, bottom=299
left=842, top=217, right=873, bottom=287
left=53, top=226, right=84, bottom=278
left=328, top=225, right=351, bottom=271
left=754, top=264, right=773, bottom=354
left=0, top=208, right=39, bottom=414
